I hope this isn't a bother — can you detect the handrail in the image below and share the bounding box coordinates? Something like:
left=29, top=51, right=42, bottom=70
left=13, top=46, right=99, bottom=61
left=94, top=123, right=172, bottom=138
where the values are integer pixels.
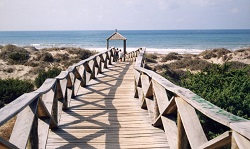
left=127, top=48, right=250, bottom=149
left=0, top=47, right=117, bottom=149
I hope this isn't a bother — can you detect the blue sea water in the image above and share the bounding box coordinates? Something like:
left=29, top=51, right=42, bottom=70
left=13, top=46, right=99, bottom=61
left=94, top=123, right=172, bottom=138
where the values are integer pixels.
left=0, top=30, right=250, bottom=52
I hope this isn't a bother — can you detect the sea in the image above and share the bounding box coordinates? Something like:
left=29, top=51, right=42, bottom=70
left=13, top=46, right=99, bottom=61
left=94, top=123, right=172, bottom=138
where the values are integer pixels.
left=0, top=30, right=250, bottom=54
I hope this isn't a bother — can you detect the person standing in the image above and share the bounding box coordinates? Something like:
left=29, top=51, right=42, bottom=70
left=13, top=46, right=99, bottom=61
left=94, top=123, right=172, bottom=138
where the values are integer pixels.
left=118, top=49, right=123, bottom=62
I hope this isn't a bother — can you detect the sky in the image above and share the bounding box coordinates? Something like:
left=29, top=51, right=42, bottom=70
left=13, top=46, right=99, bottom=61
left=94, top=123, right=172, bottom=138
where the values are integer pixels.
left=0, top=0, right=249, bottom=31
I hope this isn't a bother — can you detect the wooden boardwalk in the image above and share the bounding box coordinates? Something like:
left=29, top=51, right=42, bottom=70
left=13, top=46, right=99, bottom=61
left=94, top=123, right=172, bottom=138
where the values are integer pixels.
left=46, top=62, right=169, bottom=149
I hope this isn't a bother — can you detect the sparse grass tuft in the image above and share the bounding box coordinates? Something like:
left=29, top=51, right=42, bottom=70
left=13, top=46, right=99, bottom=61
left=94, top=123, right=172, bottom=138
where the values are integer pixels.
left=161, top=52, right=182, bottom=62
left=199, top=48, right=231, bottom=59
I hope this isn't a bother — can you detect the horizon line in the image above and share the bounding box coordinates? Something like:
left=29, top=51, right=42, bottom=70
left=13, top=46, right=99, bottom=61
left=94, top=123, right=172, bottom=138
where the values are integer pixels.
left=0, top=28, right=250, bottom=32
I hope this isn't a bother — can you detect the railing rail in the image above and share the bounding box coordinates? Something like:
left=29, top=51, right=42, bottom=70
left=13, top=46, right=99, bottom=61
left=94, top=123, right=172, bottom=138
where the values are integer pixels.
left=128, top=47, right=250, bottom=149
left=0, top=47, right=117, bottom=149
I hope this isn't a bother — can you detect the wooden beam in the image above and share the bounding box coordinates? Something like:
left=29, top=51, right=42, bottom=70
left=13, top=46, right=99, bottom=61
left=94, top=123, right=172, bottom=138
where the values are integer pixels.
left=176, top=97, right=207, bottom=149
left=198, top=131, right=231, bottom=149
left=38, top=118, right=50, bottom=149
left=232, top=131, right=250, bottom=149
left=152, top=80, right=169, bottom=114
left=9, top=99, right=39, bottom=148
left=0, top=92, right=39, bottom=126
left=162, top=115, right=178, bottom=149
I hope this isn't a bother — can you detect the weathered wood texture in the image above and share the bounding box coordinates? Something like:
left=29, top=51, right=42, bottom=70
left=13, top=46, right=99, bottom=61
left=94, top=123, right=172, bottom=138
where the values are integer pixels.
left=46, top=62, right=169, bottom=149
left=133, top=48, right=250, bottom=149
left=0, top=48, right=125, bottom=148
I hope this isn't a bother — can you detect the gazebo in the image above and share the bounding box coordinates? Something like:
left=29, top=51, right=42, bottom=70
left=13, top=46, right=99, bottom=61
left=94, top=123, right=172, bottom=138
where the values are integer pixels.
left=106, top=30, right=127, bottom=61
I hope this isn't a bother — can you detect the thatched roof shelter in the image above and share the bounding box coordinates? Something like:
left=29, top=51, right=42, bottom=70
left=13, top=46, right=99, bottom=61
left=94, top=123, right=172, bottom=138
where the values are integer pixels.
left=106, top=30, right=127, bottom=61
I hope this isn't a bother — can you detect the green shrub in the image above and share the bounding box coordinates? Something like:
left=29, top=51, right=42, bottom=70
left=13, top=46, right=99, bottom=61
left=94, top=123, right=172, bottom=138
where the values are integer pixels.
left=35, top=68, right=61, bottom=88
left=181, top=63, right=250, bottom=139
left=0, top=78, right=34, bottom=108
left=38, top=52, right=54, bottom=62
left=0, top=44, right=30, bottom=64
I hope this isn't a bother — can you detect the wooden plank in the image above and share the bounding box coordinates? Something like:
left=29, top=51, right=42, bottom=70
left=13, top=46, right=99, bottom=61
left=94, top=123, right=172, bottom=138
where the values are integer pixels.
left=9, top=99, right=39, bottom=148
left=141, top=74, right=150, bottom=96
left=38, top=118, right=50, bottom=149
left=41, top=89, right=55, bottom=116
left=177, top=112, right=189, bottom=149
left=230, top=121, right=250, bottom=141
left=161, top=116, right=178, bottom=149
left=232, top=131, right=250, bottom=149
left=152, top=80, right=170, bottom=114
left=0, top=92, right=39, bottom=126
left=35, top=79, right=56, bottom=94
left=198, top=131, right=231, bottom=149
left=176, top=97, right=208, bottom=149
left=145, top=97, right=154, bottom=123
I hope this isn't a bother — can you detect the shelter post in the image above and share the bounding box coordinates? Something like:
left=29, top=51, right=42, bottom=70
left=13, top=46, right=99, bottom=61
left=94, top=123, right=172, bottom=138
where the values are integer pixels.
left=123, top=40, right=126, bottom=61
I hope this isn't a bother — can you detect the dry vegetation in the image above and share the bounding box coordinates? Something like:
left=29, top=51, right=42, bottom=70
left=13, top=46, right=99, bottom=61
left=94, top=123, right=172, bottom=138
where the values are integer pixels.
left=144, top=47, right=250, bottom=85
left=0, top=45, right=97, bottom=81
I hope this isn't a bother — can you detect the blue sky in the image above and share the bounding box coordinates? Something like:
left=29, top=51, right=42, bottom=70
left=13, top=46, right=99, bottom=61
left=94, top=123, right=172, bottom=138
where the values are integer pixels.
left=0, top=0, right=249, bottom=31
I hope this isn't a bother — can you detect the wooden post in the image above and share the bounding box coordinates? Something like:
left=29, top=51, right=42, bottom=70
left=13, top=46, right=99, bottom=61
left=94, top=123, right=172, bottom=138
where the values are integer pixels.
left=123, top=40, right=126, bottom=62
left=107, top=40, right=109, bottom=50
left=177, top=112, right=190, bottom=149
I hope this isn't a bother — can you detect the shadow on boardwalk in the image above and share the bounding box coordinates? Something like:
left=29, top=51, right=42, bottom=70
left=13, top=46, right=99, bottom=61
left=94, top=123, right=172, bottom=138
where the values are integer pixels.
left=46, top=62, right=169, bottom=148
left=48, top=63, right=130, bottom=148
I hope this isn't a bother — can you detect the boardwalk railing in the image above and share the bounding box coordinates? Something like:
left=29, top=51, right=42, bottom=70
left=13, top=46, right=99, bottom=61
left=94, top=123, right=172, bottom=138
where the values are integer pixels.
left=127, top=47, right=250, bottom=149
left=0, top=48, right=117, bottom=149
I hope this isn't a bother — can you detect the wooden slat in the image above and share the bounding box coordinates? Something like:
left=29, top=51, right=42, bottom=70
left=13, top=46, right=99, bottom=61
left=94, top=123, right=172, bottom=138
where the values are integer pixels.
left=0, top=92, right=39, bottom=126
left=9, top=99, right=39, bottom=148
left=38, top=118, right=50, bottom=149
left=232, top=131, right=250, bottom=149
left=176, top=97, right=208, bottom=149
left=152, top=80, right=169, bottom=114
left=198, top=131, right=231, bottom=149
left=161, top=116, right=178, bottom=149
left=230, top=121, right=250, bottom=141
left=141, top=74, right=150, bottom=96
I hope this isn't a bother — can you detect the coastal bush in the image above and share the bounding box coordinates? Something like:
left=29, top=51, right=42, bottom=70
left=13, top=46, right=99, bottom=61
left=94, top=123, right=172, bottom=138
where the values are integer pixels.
left=0, top=44, right=30, bottom=64
left=77, top=49, right=96, bottom=60
left=145, top=53, right=158, bottom=63
left=66, top=48, right=96, bottom=60
left=25, top=60, right=39, bottom=67
left=38, top=52, right=54, bottom=62
left=181, top=63, right=250, bottom=139
left=167, top=59, right=212, bottom=71
left=35, top=67, right=61, bottom=88
left=0, top=78, right=34, bottom=108
left=161, top=69, right=187, bottom=85
left=161, top=52, right=182, bottom=62
left=4, top=67, right=14, bottom=73
left=199, top=48, right=231, bottom=59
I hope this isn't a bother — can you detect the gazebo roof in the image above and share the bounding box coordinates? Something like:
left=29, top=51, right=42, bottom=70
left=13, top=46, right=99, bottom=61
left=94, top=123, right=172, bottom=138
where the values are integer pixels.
left=107, top=31, right=127, bottom=40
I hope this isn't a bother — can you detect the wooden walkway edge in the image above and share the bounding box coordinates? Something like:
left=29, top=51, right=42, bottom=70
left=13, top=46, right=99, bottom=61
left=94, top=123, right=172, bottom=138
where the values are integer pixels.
left=46, top=62, right=169, bottom=149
